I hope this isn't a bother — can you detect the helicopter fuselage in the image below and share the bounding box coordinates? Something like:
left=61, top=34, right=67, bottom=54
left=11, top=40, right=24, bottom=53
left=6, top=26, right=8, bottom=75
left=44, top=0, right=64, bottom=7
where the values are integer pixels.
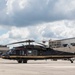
left=1, top=45, right=75, bottom=63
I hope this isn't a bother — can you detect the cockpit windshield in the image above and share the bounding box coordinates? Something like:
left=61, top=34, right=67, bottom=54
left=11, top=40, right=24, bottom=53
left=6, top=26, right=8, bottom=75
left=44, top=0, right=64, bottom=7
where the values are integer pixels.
left=6, top=50, right=12, bottom=54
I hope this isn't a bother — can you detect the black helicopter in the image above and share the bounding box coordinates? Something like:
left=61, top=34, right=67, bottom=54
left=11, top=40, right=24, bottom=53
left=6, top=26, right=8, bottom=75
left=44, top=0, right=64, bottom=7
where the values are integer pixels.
left=1, top=40, right=75, bottom=63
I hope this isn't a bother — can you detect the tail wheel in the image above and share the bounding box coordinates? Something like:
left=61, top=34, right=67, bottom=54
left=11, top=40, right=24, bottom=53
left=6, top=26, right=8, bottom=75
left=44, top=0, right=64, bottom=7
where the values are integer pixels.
left=69, top=59, right=73, bottom=63
left=23, top=60, right=27, bottom=63
left=70, top=60, right=73, bottom=63
left=17, top=60, right=22, bottom=63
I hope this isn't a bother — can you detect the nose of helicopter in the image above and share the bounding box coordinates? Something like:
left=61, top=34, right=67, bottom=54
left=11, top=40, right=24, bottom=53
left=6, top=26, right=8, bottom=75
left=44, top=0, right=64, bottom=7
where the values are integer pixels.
left=1, top=53, right=7, bottom=59
left=1, top=56, right=4, bottom=58
left=1, top=55, right=6, bottom=59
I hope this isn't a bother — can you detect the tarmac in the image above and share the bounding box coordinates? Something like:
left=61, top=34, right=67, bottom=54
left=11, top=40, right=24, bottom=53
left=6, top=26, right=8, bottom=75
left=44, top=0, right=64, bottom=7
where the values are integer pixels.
left=0, top=58, right=75, bottom=75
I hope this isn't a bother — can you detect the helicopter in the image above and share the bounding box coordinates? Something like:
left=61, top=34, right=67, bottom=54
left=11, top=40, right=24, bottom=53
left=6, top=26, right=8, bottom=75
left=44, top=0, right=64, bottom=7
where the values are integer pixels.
left=1, top=40, right=75, bottom=63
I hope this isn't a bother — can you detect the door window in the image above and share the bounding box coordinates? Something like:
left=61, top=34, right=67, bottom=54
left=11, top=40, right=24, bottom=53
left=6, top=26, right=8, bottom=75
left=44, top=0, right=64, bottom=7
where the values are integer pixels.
left=27, top=50, right=32, bottom=56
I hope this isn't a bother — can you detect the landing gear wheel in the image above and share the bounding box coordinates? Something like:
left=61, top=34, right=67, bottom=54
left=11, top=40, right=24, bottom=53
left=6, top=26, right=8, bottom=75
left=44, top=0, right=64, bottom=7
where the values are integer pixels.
left=23, top=60, right=27, bottom=63
left=18, top=60, right=22, bottom=63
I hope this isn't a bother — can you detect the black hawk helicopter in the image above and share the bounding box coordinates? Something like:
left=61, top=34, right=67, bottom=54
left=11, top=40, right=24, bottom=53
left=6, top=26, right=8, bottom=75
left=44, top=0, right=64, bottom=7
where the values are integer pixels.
left=1, top=40, right=75, bottom=63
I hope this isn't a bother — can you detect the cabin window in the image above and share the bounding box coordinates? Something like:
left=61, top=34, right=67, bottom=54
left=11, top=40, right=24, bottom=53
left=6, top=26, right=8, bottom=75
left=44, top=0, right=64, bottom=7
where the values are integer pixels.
left=27, top=50, right=32, bottom=56
left=28, top=50, right=32, bottom=53
left=20, top=50, right=22, bottom=55
left=22, top=50, right=24, bottom=55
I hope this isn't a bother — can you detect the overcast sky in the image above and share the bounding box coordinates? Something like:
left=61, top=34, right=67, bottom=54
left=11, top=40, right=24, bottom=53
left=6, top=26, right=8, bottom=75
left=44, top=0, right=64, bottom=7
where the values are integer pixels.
left=0, top=0, right=75, bottom=45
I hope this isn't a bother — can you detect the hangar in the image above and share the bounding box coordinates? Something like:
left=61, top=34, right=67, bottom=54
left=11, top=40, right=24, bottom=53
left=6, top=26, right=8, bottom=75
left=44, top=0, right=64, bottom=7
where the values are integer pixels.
left=49, top=37, right=75, bottom=53
left=0, top=45, right=9, bottom=55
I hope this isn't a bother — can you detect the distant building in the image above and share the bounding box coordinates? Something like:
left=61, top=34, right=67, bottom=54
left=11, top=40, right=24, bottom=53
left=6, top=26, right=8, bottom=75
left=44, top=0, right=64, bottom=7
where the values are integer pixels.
left=49, top=40, right=61, bottom=48
left=49, top=37, right=75, bottom=53
left=0, top=45, right=9, bottom=55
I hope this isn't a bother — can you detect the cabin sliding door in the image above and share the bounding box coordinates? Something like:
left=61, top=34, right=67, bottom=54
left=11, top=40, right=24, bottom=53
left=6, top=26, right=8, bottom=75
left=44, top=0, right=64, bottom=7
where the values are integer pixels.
left=27, top=50, right=37, bottom=56
left=33, top=50, right=37, bottom=56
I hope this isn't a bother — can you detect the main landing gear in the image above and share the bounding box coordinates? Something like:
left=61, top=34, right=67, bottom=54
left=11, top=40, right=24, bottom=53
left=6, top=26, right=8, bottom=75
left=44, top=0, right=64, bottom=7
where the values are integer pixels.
left=17, top=60, right=27, bottom=63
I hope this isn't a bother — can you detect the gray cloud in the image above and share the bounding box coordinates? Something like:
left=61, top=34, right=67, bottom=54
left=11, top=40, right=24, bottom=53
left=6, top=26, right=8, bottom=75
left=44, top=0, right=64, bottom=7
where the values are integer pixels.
left=0, top=0, right=75, bottom=27
left=1, top=20, right=75, bottom=45
left=42, top=26, right=56, bottom=38
left=1, top=0, right=75, bottom=45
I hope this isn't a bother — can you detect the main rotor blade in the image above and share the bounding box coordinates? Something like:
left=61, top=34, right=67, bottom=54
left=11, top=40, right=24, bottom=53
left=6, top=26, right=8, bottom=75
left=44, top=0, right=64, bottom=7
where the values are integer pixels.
left=7, top=40, right=35, bottom=45
left=35, top=42, right=46, bottom=46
